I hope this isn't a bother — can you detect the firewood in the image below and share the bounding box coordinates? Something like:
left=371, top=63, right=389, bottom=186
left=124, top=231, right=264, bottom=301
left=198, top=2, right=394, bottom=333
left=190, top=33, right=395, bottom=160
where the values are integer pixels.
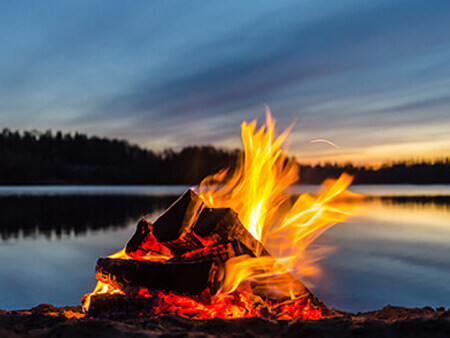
left=269, top=293, right=330, bottom=319
left=87, top=291, right=271, bottom=319
left=95, top=258, right=224, bottom=295
left=150, top=189, right=269, bottom=256
left=87, top=293, right=159, bottom=319
left=151, top=190, right=205, bottom=254
left=94, top=189, right=325, bottom=318
left=125, top=218, right=171, bottom=259
left=170, top=239, right=253, bottom=263
left=193, top=207, right=270, bottom=257
left=249, top=272, right=330, bottom=316
left=86, top=290, right=325, bottom=320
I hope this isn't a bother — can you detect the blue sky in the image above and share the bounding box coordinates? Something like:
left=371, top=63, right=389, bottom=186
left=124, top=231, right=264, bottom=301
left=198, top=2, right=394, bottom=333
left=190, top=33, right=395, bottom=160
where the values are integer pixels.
left=1, top=0, right=450, bottom=164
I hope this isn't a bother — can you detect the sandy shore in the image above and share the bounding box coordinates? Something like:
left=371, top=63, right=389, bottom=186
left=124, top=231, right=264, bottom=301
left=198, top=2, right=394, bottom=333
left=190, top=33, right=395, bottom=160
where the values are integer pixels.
left=1, top=304, right=449, bottom=337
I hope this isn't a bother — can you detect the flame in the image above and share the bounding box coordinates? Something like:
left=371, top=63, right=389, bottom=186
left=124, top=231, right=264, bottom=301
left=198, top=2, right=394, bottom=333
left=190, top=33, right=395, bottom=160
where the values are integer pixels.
left=82, top=280, right=124, bottom=312
left=197, top=108, right=361, bottom=297
left=81, top=248, right=129, bottom=312
left=198, top=110, right=296, bottom=243
left=82, top=108, right=361, bottom=318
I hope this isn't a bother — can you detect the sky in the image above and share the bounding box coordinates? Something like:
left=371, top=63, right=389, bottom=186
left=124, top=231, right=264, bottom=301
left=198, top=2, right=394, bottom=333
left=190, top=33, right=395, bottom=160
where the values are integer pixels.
left=1, top=0, right=450, bottom=165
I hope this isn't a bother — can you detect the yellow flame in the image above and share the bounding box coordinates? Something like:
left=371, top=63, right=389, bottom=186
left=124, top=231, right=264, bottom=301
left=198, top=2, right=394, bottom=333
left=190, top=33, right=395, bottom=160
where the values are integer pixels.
left=198, top=108, right=297, bottom=245
left=81, top=248, right=129, bottom=312
left=82, top=280, right=124, bottom=312
left=197, top=108, right=361, bottom=296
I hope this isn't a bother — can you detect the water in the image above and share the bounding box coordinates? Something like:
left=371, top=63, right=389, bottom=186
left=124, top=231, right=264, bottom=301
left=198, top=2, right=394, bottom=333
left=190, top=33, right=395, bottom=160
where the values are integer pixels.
left=0, top=185, right=449, bottom=312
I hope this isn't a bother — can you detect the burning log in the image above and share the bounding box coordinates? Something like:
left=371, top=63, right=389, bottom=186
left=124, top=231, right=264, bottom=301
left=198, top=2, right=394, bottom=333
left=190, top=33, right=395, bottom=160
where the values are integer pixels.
left=147, top=189, right=268, bottom=257
left=102, top=190, right=318, bottom=305
left=170, top=239, right=252, bottom=263
left=87, top=293, right=160, bottom=319
left=95, top=257, right=224, bottom=295
left=86, top=290, right=323, bottom=320
left=193, top=207, right=270, bottom=257
left=125, top=218, right=172, bottom=259
left=151, top=190, right=201, bottom=242
left=86, top=291, right=272, bottom=319
left=151, top=190, right=205, bottom=254
left=250, top=273, right=330, bottom=316
left=91, top=190, right=325, bottom=318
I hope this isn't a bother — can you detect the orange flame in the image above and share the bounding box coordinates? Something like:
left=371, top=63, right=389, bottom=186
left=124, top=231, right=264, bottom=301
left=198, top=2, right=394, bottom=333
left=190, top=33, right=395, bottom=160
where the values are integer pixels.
left=197, top=108, right=360, bottom=297
left=81, top=249, right=128, bottom=312
left=82, top=280, right=124, bottom=312
left=198, top=110, right=297, bottom=244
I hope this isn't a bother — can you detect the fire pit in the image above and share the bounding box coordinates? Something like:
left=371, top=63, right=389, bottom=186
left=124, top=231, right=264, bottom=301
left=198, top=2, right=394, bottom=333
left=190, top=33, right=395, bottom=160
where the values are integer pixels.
left=82, top=110, right=360, bottom=320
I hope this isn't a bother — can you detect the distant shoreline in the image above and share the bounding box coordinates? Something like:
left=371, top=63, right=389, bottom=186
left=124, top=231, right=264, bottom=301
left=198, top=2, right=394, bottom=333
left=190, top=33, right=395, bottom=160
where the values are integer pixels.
left=1, top=184, right=449, bottom=198
left=1, top=129, right=449, bottom=185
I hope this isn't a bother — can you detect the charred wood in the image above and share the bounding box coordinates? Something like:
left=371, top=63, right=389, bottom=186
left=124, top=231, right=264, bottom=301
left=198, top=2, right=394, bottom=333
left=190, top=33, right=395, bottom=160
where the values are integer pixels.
left=170, top=239, right=252, bottom=263
left=95, top=258, right=224, bottom=295
left=86, top=292, right=270, bottom=319
left=87, top=293, right=159, bottom=319
left=86, top=291, right=323, bottom=320
left=250, top=273, right=329, bottom=315
left=193, top=207, right=270, bottom=257
left=144, top=189, right=270, bottom=257
left=151, top=190, right=205, bottom=254
left=125, top=218, right=172, bottom=259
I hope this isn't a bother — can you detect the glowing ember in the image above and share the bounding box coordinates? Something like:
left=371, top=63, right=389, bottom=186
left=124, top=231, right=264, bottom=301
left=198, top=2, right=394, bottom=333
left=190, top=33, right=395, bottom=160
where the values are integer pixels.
left=82, top=108, right=361, bottom=320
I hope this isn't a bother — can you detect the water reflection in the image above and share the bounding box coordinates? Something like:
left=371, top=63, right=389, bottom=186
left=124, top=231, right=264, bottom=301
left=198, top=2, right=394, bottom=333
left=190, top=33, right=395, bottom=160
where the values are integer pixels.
left=379, top=195, right=450, bottom=210
left=0, top=187, right=449, bottom=312
left=314, top=195, right=450, bottom=312
left=1, top=195, right=448, bottom=241
left=0, top=195, right=177, bottom=241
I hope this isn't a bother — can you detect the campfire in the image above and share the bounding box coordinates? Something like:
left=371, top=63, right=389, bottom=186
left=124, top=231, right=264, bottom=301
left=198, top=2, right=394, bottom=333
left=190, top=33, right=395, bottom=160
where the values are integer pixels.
left=82, top=110, right=360, bottom=320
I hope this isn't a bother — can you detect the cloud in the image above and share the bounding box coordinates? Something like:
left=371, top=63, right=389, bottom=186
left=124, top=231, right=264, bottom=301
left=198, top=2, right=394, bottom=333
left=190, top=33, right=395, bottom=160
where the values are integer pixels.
left=0, top=0, right=450, bottom=162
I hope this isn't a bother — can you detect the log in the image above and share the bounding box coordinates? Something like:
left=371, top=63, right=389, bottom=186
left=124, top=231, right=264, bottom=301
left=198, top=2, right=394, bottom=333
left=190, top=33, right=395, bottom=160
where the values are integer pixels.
left=125, top=218, right=172, bottom=259
left=97, top=189, right=324, bottom=316
left=87, top=291, right=271, bottom=319
left=249, top=273, right=306, bottom=301
left=193, top=207, right=270, bottom=257
left=87, top=293, right=160, bottom=319
left=269, top=293, right=330, bottom=319
left=143, top=189, right=269, bottom=257
left=95, top=258, right=224, bottom=295
left=170, top=239, right=253, bottom=263
left=248, top=271, right=329, bottom=316
left=86, top=290, right=325, bottom=320
left=151, top=190, right=205, bottom=254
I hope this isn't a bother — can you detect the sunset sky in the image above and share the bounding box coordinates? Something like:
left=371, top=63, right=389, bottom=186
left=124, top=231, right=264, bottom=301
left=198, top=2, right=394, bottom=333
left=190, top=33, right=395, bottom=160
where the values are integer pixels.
left=1, top=0, right=450, bottom=164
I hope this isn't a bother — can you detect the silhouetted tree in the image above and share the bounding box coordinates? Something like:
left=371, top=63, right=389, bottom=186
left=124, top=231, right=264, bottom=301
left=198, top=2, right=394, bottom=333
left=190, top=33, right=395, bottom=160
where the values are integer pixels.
left=0, top=129, right=448, bottom=185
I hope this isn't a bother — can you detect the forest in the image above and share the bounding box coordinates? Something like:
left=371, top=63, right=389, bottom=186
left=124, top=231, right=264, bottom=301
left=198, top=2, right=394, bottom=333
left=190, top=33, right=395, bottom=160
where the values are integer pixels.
left=0, top=129, right=449, bottom=185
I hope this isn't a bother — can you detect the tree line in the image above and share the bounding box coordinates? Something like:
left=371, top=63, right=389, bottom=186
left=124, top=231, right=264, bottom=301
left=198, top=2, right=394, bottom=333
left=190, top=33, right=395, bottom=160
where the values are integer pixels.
left=298, top=161, right=450, bottom=184
left=0, top=195, right=176, bottom=240
left=0, top=129, right=449, bottom=185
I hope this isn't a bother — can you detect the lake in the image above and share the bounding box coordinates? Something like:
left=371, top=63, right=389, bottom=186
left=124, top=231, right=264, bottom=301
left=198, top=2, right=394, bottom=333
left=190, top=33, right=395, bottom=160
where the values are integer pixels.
left=0, top=185, right=449, bottom=313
